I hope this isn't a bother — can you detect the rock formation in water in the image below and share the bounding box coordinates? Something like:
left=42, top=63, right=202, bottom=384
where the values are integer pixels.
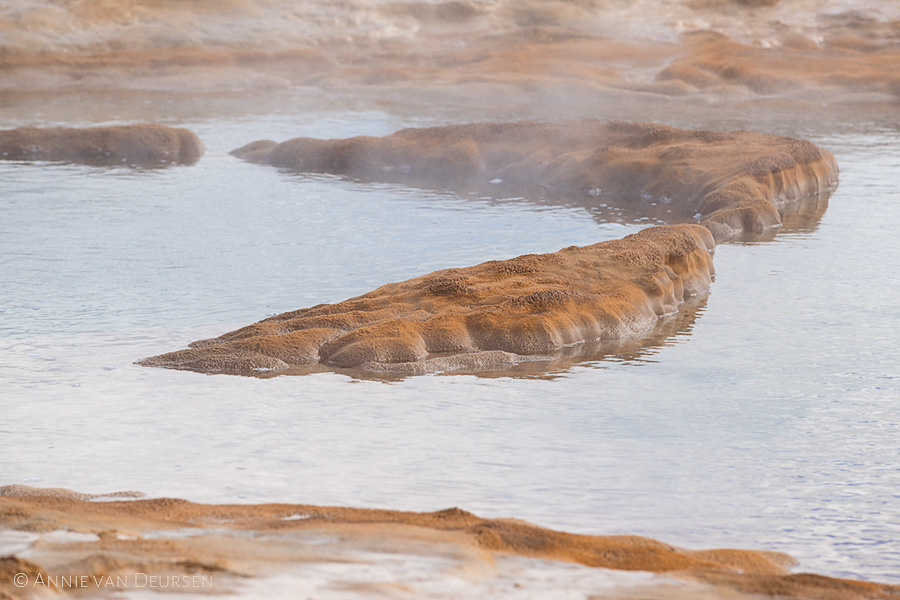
left=139, top=224, right=715, bottom=375
left=0, top=124, right=205, bottom=166
left=2, top=486, right=898, bottom=600
left=232, top=120, right=838, bottom=240
left=142, top=120, right=838, bottom=376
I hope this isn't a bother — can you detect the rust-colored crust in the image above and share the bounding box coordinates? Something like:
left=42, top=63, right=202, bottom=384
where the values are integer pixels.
left=1, top=486, right=897, bottom=600
left=139, top=224, right=715, bottom=375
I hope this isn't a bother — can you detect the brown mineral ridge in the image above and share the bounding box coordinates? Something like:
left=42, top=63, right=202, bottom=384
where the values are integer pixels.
left=138, top=224, right=715, bottom=375
left=0, top=0, right=898, bottom=105
left=657, top=26, right=900, bottom=102
left=1, top=486, right=897, bottom=600
left=0, top=124, right=204, bottom=166
left=231, top=120, right=838, bottom=240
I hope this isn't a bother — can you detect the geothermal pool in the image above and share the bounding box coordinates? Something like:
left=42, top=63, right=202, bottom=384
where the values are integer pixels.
left=1, top=98, right=898, bottom=584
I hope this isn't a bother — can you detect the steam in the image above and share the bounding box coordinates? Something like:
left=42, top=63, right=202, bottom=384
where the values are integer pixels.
left=1, top=0, right=897, bottom=101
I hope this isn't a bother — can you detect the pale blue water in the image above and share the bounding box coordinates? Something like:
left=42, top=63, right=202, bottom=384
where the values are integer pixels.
left=1, top=100, right=898, bottom=584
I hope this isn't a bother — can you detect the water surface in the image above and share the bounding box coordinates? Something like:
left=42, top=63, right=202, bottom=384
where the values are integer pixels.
left=1, top=102, right=899, bottom=584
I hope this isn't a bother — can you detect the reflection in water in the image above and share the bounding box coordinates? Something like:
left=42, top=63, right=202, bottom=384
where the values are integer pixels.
left=251, top=294, right=710, bottom=382
left=494, top=186, right=835, bottom=241
left=453, top=293, right=710, bottom=381
left=497, top=185, right=691, bottom=228
left=778, top=190, right=831, bottom=235
left=274, top=163, right=834, bottom=245
left=727, top=190, right=833, bottom=243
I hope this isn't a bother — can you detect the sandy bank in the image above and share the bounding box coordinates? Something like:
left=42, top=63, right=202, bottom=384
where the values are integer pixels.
left=1, top=486, right=897, bottom=599
left=233, top=120, right=837, bottom=240
left=138, top=224, right=715, bottom=375
left=0, top=124, right=204, bottom=166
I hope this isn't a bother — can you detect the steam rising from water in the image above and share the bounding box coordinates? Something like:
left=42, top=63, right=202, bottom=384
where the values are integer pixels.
left=3, top=0, right=899, bottom=101
left=3, top=0, right=898, bottom=53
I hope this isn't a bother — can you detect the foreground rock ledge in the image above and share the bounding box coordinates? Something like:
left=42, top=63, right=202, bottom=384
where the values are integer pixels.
left=232, top=120, right=838, bottom=240
left=139, top=224, right=715, bottom=376
left=0, top=123, right=204, bottom=166
left=1, top=486, right=897, bottom=600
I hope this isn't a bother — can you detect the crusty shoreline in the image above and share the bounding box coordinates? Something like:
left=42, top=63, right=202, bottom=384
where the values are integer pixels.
left=1, top=485, right=897, bottom=600
left=139, top=223, right=716, bottom=375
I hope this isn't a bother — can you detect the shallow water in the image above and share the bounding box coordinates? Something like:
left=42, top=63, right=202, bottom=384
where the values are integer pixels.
left=1, top=98, right=899, bottom=587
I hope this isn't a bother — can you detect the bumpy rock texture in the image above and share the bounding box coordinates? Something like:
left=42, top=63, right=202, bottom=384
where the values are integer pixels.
left=140, top=224, right=715, bottom=375
left=232, top=120, right=838, bottom=240
left=1, top=487, right=898, bottom=600
left=0, top=124, right=204, bottom=166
